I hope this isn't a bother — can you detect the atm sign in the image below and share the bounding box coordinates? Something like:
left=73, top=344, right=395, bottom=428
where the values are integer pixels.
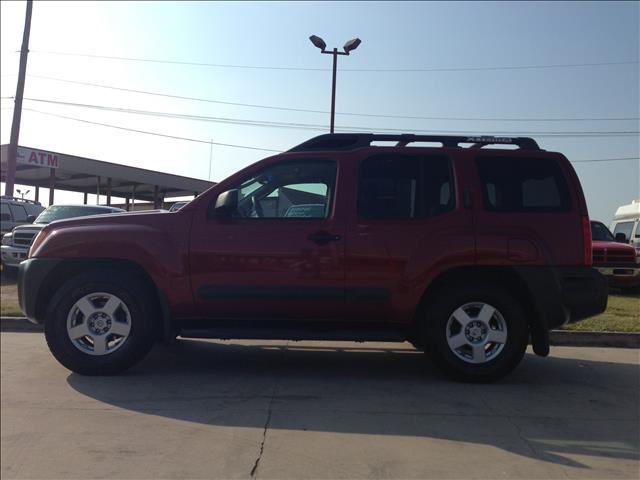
left=16, top=147, right=59, bottom=169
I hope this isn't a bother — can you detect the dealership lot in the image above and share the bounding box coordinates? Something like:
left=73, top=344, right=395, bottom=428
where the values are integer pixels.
left=1, top=333, right=638, bottom=479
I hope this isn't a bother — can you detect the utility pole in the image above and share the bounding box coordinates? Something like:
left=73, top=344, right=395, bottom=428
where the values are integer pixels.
left=5, top=0, right=33, bottom=198
left=208, top=139, right=213, bottom=181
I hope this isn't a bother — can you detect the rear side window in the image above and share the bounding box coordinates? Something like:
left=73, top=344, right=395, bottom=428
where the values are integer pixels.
left=9, top=204, right=27, bottom=222
left=358, top=154, right=454, bottom=219
left=1, top=203, right=11, bottom=221
left=476, top=156, right=570, bottom=212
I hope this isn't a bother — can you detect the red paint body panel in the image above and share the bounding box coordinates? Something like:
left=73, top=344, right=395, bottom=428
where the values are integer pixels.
left=31, top=143, right=595, bottom=324
left=470, top=150, right=585, bottom=266
left=32, top=210, right=196, bottom=317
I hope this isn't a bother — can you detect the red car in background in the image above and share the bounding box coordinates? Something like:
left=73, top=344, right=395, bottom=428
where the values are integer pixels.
left=591, top=221, right=640, bottom=291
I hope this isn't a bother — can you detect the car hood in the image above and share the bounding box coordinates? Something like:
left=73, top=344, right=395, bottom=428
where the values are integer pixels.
left=38, top=209, right=172, bottom=232
left=11, top=223, right=46, bottom=233
left=592, top=240, right=636, bottom=252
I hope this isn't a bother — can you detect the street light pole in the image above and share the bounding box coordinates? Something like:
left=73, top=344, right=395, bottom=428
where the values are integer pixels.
left=309, top=36, right=361, bottom=134
left=330, top=48, right=338, bottom=134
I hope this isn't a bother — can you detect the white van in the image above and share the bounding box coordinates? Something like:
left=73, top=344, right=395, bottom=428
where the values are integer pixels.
left=610, top=199, right=640, bottom=254
left=0, top=196, right=45, bottom=237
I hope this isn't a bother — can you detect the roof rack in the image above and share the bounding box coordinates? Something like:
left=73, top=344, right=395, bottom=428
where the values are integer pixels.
left=0, top=195, right=42, bottom=205
left=287, top=133, right=540, bottom=152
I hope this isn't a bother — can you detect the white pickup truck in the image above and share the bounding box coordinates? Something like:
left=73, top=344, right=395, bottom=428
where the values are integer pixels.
left=1, top=204, right=124, bottom=268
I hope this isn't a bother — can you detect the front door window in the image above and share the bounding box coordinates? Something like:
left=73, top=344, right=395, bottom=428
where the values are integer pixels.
left=228, top=160, right=336, bottom=219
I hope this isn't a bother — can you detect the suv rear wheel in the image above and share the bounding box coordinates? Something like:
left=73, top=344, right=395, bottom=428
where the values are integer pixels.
left=44, top=270, right=156, bottom=375
left=421, top=285, right=528, bottom=382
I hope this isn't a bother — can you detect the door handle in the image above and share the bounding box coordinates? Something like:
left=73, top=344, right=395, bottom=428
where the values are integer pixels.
left=307, top=231, right=342, bottom=246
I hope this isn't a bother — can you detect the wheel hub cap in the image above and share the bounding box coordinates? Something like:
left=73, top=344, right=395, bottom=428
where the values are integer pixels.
left=87, top=312, right=112, bottom=335
left=445, top=302, right=508, bottom=364
left=465, top=321, right=488, bottom=343
left=66, top=292, right=132, bottom=356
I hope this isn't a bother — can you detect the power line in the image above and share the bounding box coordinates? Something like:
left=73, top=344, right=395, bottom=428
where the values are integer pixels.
left=20, top=97, right=640, bottom=137
left=572, top=157, right=639, bottom=163
left=26, top=75, right=640, bottom=122
left=22, top=107, right=283, bottom=152
left=27, top=49, right=640, bottom=72
left=17, top=107, right=639, bottom=164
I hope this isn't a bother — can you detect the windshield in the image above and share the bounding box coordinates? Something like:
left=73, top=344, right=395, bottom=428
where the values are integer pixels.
left=35, top=206, right=118, bottom=224
left=591, top=221, right=615, bottom=242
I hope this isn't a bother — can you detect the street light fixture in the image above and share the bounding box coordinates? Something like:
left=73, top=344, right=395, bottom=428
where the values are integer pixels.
left=309, top=34, right=362, bottom=133
left=16, top=188, right=30, bottom=200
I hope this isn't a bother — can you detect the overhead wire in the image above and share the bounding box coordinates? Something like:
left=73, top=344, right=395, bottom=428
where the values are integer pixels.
left=21, top=107, right=283, bottom=152
left=27, top=50, right=640, bottom=72
left=17, top=107, right=639, bottom=163
left=18, top=97, right=640, bottom=137
left=25, top=75, right=640, bottom=122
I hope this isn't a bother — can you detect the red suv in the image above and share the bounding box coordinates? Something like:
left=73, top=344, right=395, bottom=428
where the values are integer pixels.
left=18, top=134, right=607, bottom=382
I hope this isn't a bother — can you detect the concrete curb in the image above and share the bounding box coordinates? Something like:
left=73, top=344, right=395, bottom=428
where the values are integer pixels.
left=549, top=330, right=640, bottom=348
left=1, top=316, right=639, bottom=348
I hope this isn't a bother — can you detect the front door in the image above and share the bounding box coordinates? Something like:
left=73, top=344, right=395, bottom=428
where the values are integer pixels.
left=189, top=158, right=345, bottom=321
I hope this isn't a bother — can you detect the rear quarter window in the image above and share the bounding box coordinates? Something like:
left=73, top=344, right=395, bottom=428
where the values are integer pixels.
left=476, top=156, right=571, bottom=212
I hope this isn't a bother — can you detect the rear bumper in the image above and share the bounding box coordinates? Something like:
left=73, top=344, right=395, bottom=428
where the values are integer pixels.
left=18, top=257, right=62, bottom=324
left=557, top=267, right=608, bottom=324
left=515, top=266, right=608, bottom=330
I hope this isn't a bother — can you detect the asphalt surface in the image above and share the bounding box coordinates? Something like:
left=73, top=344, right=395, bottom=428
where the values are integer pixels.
left=1, top=333, right=639, bottom=479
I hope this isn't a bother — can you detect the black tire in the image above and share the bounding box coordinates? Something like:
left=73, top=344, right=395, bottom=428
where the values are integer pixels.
left=420, top=284, right=529, bottom=383
left=44, top=269, right=157, bottom=375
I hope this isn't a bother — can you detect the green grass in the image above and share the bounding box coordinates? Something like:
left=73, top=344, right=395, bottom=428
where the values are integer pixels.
left=560, top=293, right=639, bottom=333
left=1, top=282, right=22, bottom=317
left=0, top=304, right=23, bottom=317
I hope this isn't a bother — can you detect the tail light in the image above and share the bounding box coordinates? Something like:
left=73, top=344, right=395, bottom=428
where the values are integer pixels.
left=582, top=215, right=592, bottom=266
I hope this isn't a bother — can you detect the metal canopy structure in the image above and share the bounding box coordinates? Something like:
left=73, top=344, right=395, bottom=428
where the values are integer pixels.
left=0, top=145, right=214, bottom=208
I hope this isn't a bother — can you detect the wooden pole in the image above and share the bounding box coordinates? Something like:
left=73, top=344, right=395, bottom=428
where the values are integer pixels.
left=4, top=0, right=33, bottom=197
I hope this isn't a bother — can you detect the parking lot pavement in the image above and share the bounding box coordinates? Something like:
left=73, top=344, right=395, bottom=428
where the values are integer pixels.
left=1, top=334, right=639, bottom=480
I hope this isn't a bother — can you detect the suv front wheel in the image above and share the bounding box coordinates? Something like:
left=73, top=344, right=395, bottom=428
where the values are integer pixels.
left=44, top=270, right=156, bottom=375
left=421, top=285, right=529, bottom=382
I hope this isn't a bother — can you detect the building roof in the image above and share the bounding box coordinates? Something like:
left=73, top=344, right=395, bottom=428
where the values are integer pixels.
left=1, top=145, right=215, bottom=201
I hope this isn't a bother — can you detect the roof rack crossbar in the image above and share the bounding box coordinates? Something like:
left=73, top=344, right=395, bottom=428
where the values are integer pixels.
left=0, top=195, right=42, bottom=205
left=288, top=133, right=540, bottom=152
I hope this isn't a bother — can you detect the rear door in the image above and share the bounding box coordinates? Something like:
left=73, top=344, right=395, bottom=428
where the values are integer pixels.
left=343, top=150, right=475, bottom=323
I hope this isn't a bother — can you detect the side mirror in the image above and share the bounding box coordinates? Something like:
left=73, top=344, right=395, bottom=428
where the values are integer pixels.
left=213, top=189, right=239, bottom=218
left=27, top=215, right=36, bottom=223
left=615, top=232, right=628, bottom=243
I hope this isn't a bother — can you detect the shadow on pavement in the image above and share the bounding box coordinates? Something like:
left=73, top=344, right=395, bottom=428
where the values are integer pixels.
left=67, top=339, right=640, bottom=470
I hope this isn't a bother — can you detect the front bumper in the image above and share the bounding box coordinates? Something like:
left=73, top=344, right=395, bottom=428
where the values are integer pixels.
left=18, top=257, right=62, bottom=324
left=596, top=265, right=640, bottom=288
left=1, top=245, right=29, bottom=267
